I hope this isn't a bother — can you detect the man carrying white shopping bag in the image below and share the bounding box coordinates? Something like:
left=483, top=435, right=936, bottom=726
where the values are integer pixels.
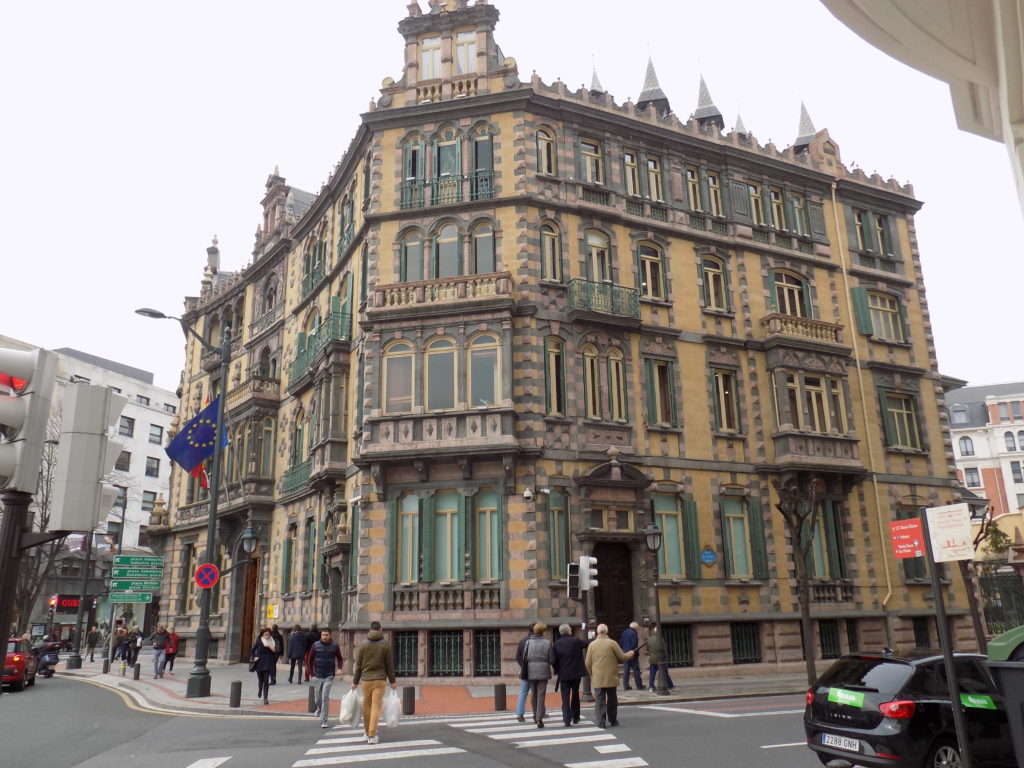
left=351, top=620, right=397, bottom=744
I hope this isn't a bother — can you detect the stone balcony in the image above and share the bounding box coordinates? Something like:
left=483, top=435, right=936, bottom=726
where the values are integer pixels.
left=770, top=430, right=864, bottom=473
left=760, top=313, right=843, bottom=345
left=360, top=405, right=518, bottom=461
left=225, top=374, right=280, bottom=414
left=391, top=583, right=502, bottom=613
left=367, top=272, right=513, bottom=321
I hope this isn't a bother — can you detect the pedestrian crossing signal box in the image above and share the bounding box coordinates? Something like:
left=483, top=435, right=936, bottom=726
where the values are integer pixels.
left=567, top=563, right=581, bottom=600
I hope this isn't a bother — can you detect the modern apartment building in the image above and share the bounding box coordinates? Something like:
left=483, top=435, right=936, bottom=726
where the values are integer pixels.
left=151, top=0, right=970, bottom=677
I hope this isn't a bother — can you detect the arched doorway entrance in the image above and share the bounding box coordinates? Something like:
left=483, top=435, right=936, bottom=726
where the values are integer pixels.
left=592, top=542, right=634, bottom=642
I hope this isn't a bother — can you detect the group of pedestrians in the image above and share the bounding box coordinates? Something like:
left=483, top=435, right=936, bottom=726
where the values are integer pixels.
left=148, top=625, right=180, bottom=678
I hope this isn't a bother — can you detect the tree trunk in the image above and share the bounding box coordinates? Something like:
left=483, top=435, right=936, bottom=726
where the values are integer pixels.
left=795, top=560, right=817, bottom=685
left=957, top=560, right=988, bottom=651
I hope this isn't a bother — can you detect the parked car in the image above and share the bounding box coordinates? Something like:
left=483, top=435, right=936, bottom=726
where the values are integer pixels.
left=805, top=650, right=1016, bottom=767
left=3, top=638, right=38, bottom=692
left=986, top=625, right=1024, bottom=662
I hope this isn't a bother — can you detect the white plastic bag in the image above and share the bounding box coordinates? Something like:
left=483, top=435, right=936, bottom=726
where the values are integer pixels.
left=383, top=688, right=400, bottom=729
left=339, top=688, right=360, bottom=724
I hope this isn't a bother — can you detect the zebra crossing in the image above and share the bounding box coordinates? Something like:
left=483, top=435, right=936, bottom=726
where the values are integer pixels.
left=290, top=731, right=465, bottom=766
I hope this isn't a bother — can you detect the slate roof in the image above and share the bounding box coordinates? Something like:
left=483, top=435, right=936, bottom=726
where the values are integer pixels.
left=947, top=381, right=1024, bottom=429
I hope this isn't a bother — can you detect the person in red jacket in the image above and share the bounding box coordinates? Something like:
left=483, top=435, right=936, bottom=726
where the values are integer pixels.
left=163, top=626, right=180, bottom=676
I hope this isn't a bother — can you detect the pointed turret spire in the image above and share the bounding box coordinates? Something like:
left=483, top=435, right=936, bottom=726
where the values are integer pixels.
left=794, top=102, right=817, bottom=148
left=692, top=75, right=724, bottom=131
left=636, top=57, right=671, bottom=116
left=590, top=66, right=605, bottom=94
left=735, top=112, right=748, bottom=136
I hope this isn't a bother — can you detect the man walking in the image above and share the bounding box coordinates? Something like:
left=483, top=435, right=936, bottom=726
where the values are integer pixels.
left=521, top=622, right=555, bottom=728
left=305, top=628, right=344, bottom=728
left=646, top=625, right=675, bottom=691
left=303, top=625, right=319, bottom=683
left=270, top=624, right=285, bottom=685
left=620, top=621, right=642, bottom=690
left=552, top=623, right=588, bottom=727
left=585, top=623, right=634, bottom=728
left=148, top=625, right=169, bottom=679
left=352, top=621, right=396, bottom=744
left=85, top=626, right=100, bottom=663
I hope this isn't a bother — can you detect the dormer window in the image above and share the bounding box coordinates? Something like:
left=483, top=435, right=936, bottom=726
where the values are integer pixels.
left=422, top=36, right=442, bottom=79
left=455, top=31, right=476, bottom=74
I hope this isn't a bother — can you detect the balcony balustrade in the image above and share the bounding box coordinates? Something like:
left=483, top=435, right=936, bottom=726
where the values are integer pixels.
left=399, top=171, right=494, bottom=209
left=281, top=458, right=312, bottom=495
left=811, top=581, right=854, bottom=603
left=361, top=407, right=516, bottom=460
left=390, top=584, right=503, bottom=612
left=761, top=313, right=843, bottom=345
left=369, top=272, right=512, bottom=318
left=771, top=430, right=863, bottom=471
left=225, top=374, right=280, bottom=412
left=567, top=278, right=640, bottom=319
left=249, top=305, right=283, bottom=337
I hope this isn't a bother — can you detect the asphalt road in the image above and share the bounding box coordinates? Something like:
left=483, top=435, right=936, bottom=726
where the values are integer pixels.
left=0, top=677, right=821, bottom=768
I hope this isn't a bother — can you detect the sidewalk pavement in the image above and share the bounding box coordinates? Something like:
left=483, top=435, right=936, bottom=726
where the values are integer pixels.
left=58, top=655, right=809, bottom=719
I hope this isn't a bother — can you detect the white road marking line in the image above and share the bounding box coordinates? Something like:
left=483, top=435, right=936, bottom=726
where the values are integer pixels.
left=595, top=744, right=632, bottom=754
left=515, top=734, right=617, bottom=748
left=564, top=758, right=649, bottom=768
left=491, top=726, right=602, bottom=740
left=316, top=736, right=383, bottom=745
left=305, top=739, right=441, bottom=755
left=761, top=741, right=807, bottom=749
left=184, top=760, right=231, bottom=768
left=449, top=717, right=523, bottom=728
left=464, top=723, right=540, bottom=733
left=638, top=705, right=803, bottom=718
left=293, top=747, right=464, bottom=766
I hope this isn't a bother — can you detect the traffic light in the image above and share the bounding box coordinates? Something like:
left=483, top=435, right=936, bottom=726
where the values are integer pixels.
left=567, top=562, right=581, bottom=600
left=0, top=347, right=58, bottom=494
left=48, top=596, right=57, bottom=610
left=579, top=555, right=598, bottom=591
left=50, top=384, right=127, bottom=532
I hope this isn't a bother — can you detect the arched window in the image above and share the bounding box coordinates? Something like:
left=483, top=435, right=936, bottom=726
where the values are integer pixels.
left=468, top=333, right=499, bottom=407
left=545, top=337, right=565, bottom=416
left=582, top=344, right=600, bottom=419
left=1007, top=432, right=1017, bottom=452
left=257, top=417, right=275, bottom=476
left=541, top=223, right=561, bottom=281
left=264, top=282, right=277, bottom=313
left=290, top=408, right=305, bottom=467
left=608, top=347, right=626, bottom=421
left=536, top=128, right=556, bottom=175
left=701, top=256, right=729, bottom=311
left=472, top=223, right=495, bottom=273
left=401, top=232, right=424, bottom=282
left=383, top=341, right=414, bottom=414
left=257, top=348, right=271, bottom=378
left=638, top=243, right=664, bottom=299
left=772, top=271, right=809, bottom=317
left=958, top=436, right=974, bottom=456
left=433, top=224, right=460, bottom=278
left=425, top=337, right=456, bottom=411
left=586, top=231, right=610, bottom=282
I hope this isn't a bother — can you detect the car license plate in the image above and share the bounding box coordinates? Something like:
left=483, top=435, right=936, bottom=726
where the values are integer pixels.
left=822, top=733, right=860, bottom=752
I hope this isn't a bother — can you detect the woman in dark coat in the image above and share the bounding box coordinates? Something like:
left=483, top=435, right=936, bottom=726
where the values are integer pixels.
left=249, top=627, right=278, bottom=704
left=287, top=625, right=307, bottom=684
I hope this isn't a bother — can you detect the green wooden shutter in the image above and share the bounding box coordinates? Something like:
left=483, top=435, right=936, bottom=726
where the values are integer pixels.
left=644, top=359, right=656, bottom=424
left=729, top=181, right=751, bottom=223
left=722, top=259, right=733, bottom=311
left=637, top=151, right=649, bottom=198
left=455, top=136, right=463, bottom=178
left=896, top=297, right=909, bottom=342
left=807, top=202, right=828, bottom=243
left=682, top=499, right=701, bottom=579
left=748, top=501, right=768, bottom=579
left=823, top=501, right=846, bottom=579
left=349, top=503, right=360, bottom=587
left=783, top=189, right=797, bottom=232
left=850, top=287, right=873, bottom=334
left=457, top=232, right=464, bottom=276
left=475, top=136, right=492, bottom=172
left=862, top=211, right=879, bottom=252
left=668, top=362, right=678, bottom=426
left=421, top=496, right=435, bottom=582
left=710, top=370, right=722, bottom=429
left=339, top=278, right=353, bottom=340
left=456, top=494, right=467, bottom=580
left=844, top=205, right=860, bottom=251
left=759, top=185, right=771, bottom=226
left=879, top=393, right=896, bottom=446
left=574, top=137, right=584, bottom=180
left=767, top=272, right=779, bottom=312
left=296, top=331, right=307, bottom=355
left=719, top=502, right=734, bottom=577
left=885, top=216, right=901, bottom=260
left=698, top=167, right=711, bottom=212
left=281, top=535, right=293, bottom=592
left=801, top=277, right=813, bottom=318
left=386, top=499, right=397, bottom=583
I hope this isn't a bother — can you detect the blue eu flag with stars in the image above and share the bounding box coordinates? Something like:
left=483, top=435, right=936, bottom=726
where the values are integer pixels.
left=165, top=397, right=226, bottom=472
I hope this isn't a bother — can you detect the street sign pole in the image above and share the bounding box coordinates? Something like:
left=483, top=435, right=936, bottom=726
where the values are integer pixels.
left=921, top=508, right=973, bottom=768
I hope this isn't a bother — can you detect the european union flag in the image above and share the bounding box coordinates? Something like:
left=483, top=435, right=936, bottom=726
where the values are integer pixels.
left=165, top=397, right=226, bottom=472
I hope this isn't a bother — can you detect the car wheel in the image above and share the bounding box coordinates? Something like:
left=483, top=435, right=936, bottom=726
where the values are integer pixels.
left=10, top=673, right=24, bottom=692
left=26, top=670, right=35, bottom=687
left=928, top=738, right=963, bottom=768
left=1009, top=643, right=1024, bottom=662
left=814, top=753, right=832, bottom=766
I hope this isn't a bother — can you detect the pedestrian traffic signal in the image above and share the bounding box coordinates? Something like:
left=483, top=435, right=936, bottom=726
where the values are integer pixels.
left=579, top=555, right=598, bottom=591
left=50, top=384, right=127, bottom=532
left=567, top=562, right=581, bottom=600
left=48, top=596, right=57, bottom=609
left=0, top=347, right=58, bottom=494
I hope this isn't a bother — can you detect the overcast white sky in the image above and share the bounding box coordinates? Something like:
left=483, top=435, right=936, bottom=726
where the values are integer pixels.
left=4, top=0, right=1021, bottom=394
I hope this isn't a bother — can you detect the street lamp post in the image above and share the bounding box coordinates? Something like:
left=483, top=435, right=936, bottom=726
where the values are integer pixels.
left=136, top=308, right=230, bottom=699
left=643, top=522, right=670, bottom=696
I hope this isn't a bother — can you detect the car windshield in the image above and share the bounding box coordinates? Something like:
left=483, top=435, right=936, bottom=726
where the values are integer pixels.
left=816, top=657, right=914, bottom=694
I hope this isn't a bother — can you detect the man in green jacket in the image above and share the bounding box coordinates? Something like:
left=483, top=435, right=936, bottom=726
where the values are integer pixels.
left=351, top=621, right=397, bottom=744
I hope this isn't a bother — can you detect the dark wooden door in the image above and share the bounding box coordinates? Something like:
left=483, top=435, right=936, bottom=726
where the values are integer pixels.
left=592, top=543, right=634, bottom=642
left=238, top=556, right=259, bottom=661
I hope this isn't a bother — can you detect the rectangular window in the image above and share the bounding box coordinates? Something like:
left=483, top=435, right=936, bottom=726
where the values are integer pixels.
left=474, top=490, right=501, bottom=580
left=549, top=490, right=568, bottom=578
left=964, top=468, right=981, bottom=486
left=846, top=619, right=860, bottom=653
left=580, top=139, right=603, bottom=184
left=583, top=350, right=601, bottom=419
left=790, top=193, right=808, bottom=236
left=180, top=544, right=195, bottom=613
left=868, top=293, right=905, bottom=342
left=473, top=629, right=501, bottom=676
left=804, top=376, right=829, bottom=433
left=454, top=30, right=476, bottom=74
left=149, top=424, right=163, bottom=444
left=999, top=403, right=1010, bottom=421
left=136, top=395, right=150, bottom=406
left=393, top=631, right=418, bottom=677
left=747, top=183, right=764, bottom=226
left=730, top=622, right=761, bottom=664
left=1013, top=462, right=1023, bottom=484
left=163, top=403, right=176, bottom=414
left=623, top=149, right=640, bottom=196
left=882, top=393, right=922, bottom=450
left=701, top=257, right=728, bottom=311
left=912, top=617, right=931, bottom=648
left=722, top=498, right=752, bottom=578
left=398, top=494, right=419, bottom=583
left=119, top=416, right=135, bottom=437
left=541, top=225, right=560, bottom=281
left=854, top=210, right=866, bottom=250
left=115, top=451, right=131, bottom=472
left=769, top=187, right=785, bottom=229
left=537, top=130, right=556, bottom=176
left=713, top=369, right=739, bottom=432
left=384, top=353, right=413, bottom=414
left=608, top=354, right=626, bottom=421
left=807, top=500, right=846, bottom=579
left=874, top=214, right=889, bottom=254
left=647, top=359, right=676, bottom=426
left=545, top=339, right=565, bottom=416
left=819, top=619, right=841, bottom=659
left=428, top=630, right=464, bottom=677
left=654, top=493, right=683, bottom=577
left=646, top=156, right=662, bottom=200
left=686, top=166, right=700, bottom=210
left=281, top=528, right=294, bottom=592
left=141, top=491, right=157, bottom=512
left=303, top=519, right=316, bottom=591
left=433, top=491, right=462, bottom=581
left=421, top=36, right=441, bottom=79
left=707, top=173, right=723, bottom=217
left=639, top=247, right=664, bottom=299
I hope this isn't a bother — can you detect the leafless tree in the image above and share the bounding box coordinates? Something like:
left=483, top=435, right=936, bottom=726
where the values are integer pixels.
left=958, top=506, right=1013, bottom=648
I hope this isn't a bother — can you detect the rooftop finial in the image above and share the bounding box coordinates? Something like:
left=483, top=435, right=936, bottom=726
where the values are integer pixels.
left=693, top=75, right=724, bottom=131
left=590, top=66, right=604, bottom=94
left=636, top=57, right=670, bottom=116
left=794, top=101, right=817, bottom=148
left=735, top=112, right=748, bottom=136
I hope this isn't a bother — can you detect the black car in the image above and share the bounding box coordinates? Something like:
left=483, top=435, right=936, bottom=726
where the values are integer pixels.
left=804, top=650, right=1016, bottom=767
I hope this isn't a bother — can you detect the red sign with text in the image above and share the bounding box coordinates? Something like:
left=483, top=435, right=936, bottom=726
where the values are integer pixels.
left=890, top=518, right=925, bottom=560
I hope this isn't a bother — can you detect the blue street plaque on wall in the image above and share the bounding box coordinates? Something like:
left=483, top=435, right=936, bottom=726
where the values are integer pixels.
left=700, top=546, right=718, bottom=566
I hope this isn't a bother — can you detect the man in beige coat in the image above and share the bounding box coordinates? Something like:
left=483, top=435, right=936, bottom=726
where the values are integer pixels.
left=584, top=623, right=635, bottom=728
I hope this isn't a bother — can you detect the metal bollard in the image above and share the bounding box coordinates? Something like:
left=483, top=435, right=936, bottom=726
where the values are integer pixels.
left=102, top=659, right=110, bottom=674
left=493, top=683, right=506, bottom=711
left=133, top=663, right=141, bottom=680
left=401, top=685, right=415, bottom=715
left=308, top=684, right=317, bottom=713
left=229, top=680, right=242, bottom=708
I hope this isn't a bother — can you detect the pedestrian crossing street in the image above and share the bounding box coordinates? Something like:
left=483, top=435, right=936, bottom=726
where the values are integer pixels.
left=287, top=711, right=649, bottom=767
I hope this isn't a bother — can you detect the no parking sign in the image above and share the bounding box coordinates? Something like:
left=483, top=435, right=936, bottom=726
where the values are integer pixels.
left=194, top=563, right=220, bottom=589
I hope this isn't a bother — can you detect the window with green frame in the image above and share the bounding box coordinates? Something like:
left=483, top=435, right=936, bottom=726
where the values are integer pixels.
left=303, top=518, right=316, bottom=591
left=348, top=503, right=360, bottom=587
left=391, top=493, right=420, bottom=583
left=805, top=500, right=846, bottom=579
left=644, top=358, right=677, bottom=426
left=473, top=489, right=502, bottom=580
left=721, top=497, right=768, bottom=579
left=880, top=391, right=922, bottom=450
left=281, top=525, right=295, bottom=593
left=850, top=287, right=907, bottom=342
left=548, top=490, right=569, bottom=578
left=401, top=233, right=424, bottom=282
left=653, top=493, right=700, bottom=579
left=427, top=491, right=465, bottom=581
left=545, top=338, right=566, bottom=416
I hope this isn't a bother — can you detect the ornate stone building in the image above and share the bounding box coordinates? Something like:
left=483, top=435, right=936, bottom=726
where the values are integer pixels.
left=152, top=0, right=972, bottom=677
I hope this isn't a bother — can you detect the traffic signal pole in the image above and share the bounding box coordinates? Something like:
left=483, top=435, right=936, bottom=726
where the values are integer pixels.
left=66, top=530, right=93, bottom=669
left=0, top=490, right=31, bottom=649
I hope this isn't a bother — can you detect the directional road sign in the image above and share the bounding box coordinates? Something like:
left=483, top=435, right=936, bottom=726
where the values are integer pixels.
left=111, top=567, right=163, bottom=579
left=110, top=579, right=162, bottom=592
left=113, top=555, right=164, bottom=568
left=109, top=592, right=153, bottom=603
left=194, top=563, right=220, bottom=589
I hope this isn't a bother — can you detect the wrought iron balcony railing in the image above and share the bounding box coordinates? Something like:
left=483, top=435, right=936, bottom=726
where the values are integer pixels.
left=300, top=261, right=326, bottom=299
left=567, top=278, right=640, bottom=319
left=288, top=311, right=352, bottom=384
left=281, top=458, right=312, bottom=495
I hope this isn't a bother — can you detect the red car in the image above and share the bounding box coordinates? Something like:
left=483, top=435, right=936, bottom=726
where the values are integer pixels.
left=4, top=638, right=38, bottom=691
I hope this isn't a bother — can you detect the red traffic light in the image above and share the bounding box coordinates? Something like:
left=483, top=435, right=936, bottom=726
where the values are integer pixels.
left=48, top=596, right=57, bottom=608
left=0, top=372, right=26, bottom=392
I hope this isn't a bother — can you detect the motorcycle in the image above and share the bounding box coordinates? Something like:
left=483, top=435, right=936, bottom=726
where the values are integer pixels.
left=34, top=642, right=60, bottom=678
